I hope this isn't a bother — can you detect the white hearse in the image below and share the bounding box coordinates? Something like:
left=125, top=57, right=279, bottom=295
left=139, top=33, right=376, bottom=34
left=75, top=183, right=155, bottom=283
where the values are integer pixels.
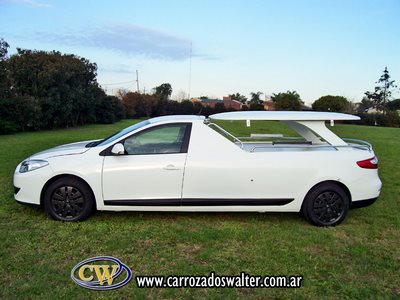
left=14, top=111, right=382, bottom=226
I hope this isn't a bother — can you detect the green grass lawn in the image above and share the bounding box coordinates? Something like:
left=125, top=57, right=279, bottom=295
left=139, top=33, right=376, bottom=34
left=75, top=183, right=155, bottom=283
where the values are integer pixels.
left=0, top=119, right=399, bottom=299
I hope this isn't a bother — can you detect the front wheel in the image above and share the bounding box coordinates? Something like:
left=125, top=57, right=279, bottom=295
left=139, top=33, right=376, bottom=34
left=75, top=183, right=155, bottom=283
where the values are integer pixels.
left=302, top=183, right=349, bottom=226
left=44, top=177, right=94, bottom=221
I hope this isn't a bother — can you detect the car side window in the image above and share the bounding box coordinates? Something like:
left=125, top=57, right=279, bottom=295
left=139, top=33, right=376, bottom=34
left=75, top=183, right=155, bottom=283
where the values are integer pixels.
left=123, top=124, right=190, bottom=155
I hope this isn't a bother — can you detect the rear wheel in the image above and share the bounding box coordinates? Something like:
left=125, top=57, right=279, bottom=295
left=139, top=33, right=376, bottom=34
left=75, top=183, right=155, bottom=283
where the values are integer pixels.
left=44, top=177, right=94, bottom=221
left=302, top=183, right=349, bottom=226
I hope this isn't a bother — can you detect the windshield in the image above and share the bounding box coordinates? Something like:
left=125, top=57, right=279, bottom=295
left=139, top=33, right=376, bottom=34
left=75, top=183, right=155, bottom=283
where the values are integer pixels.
left=89, top=120, right=151, bottom=147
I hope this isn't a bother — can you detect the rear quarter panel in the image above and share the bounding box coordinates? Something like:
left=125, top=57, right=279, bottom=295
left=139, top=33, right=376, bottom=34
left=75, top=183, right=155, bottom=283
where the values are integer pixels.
left=183, top=122, right=381, bottom=211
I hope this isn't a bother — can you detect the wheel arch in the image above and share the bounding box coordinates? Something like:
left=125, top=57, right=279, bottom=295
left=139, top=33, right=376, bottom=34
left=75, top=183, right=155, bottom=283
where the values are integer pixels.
left=40, top=174, right=97, bottom=209
left=302, top=180, right=352, bottom=208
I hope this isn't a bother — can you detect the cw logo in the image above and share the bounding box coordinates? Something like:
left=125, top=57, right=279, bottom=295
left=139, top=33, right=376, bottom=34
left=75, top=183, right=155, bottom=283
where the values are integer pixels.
left=78, top=264, right=119, bottom=285
left=71, top=256, right=132, bottom=290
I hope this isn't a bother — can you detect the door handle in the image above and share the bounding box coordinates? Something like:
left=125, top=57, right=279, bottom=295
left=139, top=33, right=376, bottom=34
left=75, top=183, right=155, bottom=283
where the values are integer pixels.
left=163, top=164, right=181, bottom=171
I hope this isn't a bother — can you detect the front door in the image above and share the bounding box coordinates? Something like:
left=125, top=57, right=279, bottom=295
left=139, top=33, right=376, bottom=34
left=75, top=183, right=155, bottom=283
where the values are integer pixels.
left=102, top=123, right=191, bottom=205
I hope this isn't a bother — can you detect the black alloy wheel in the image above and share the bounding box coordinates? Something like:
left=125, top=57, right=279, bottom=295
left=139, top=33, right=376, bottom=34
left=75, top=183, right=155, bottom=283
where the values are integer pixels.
left=51, top=186, right=84, bottom=220
left=44, top=178, right=94, bottom=221
left=302, top=183, right=349, bottom=226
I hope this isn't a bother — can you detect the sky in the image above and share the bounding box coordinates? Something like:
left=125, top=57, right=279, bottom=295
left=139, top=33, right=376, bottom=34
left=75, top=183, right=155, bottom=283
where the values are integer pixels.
left=0, top=0, right=399, bottom=105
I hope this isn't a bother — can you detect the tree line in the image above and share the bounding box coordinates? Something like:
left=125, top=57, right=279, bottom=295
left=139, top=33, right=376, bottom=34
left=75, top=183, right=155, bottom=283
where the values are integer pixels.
left=219, top=68, right=400, bottom=127
left=120, top=89, right=230, bottom=119
left=1, top=38, right=399, bottom=134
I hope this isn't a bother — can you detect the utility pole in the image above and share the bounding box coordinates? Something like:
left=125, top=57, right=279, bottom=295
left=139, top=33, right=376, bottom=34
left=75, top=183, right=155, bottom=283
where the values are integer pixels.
left=136, top=70, right=140, bottom=92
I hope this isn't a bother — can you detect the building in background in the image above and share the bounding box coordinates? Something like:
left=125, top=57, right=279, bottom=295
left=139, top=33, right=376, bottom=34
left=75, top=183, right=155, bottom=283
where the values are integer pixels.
left=192, top=97, right=242, bottom=110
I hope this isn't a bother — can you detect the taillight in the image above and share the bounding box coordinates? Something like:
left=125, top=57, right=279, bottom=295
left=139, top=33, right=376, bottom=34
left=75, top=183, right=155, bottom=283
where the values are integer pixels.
left=357, top=156, right=378, bottom=169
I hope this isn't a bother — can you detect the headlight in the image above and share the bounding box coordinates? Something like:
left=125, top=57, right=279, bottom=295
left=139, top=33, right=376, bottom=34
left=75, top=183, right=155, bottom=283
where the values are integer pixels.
left=19, top=160, right=49, bottom=173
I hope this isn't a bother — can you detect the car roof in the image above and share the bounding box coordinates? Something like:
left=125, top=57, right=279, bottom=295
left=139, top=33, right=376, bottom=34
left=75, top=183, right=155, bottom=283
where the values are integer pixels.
left=149, top=115, right=206, bottom=123
left=209, top=111, right=360, bottom=121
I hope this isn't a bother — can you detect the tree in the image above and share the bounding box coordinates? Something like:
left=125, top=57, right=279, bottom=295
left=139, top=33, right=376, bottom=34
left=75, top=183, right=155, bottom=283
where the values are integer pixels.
left=241, top=104, right=249, bottom=111
left=193, top=101, right=203, bottom=114
left=312, top=95, right=350, bottom=112
left=95, top=96, right=125, bottom=124
left=6, top=49, right=104, bottom=128
left=122, top=92, right=157, bottom=118
left=152, top=98, right=168, bottom=116
left=272, top=91, right=302, bottom=111
left=122, top=92, right=144, bottom=118
left=95, top=96, right=115, bottom=124
left=112, top=97, right=125, bottom=121
left=0, top=96, right=41, bottom=133
left=0, top=38, right=9, bottom=61
left=365, top=67, right=398, bottom=111
left=154, top=83, right=172, bottom=100
left=166, top=100, right=180, bottom=115
left=180, top=100, right=194, bottom=114
left=387, top=99, right=400, bottom=111
left=249, top=91, right=264, bottom=110
left=360, top=96, right=374, bottom=111
left=0, top=45, right=123, bottom=132
left=0, top=38, right=9, bottom=99
left=229, top=93, right=248, bottom=104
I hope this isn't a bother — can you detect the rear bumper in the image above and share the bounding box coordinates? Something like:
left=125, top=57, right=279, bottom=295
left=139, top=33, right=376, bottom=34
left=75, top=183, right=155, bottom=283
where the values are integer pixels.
left=351, top=197, right=378, bottom=209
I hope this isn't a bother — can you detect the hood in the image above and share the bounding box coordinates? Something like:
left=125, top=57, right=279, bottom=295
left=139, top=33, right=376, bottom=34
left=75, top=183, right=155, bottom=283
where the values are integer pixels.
left=29, top=140, right=99, bottom=160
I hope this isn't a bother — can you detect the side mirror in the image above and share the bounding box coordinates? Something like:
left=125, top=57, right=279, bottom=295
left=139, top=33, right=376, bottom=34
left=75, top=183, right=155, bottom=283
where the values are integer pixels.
left=111, top=143, right=125, bottom=155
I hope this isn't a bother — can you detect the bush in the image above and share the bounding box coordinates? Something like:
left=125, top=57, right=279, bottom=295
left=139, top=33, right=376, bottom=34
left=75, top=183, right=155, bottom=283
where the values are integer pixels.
left=122, top=92, right=157, bottom=118
left=180, top=100, right=194, bottom=114
left=95, top=96, right=115, bottom=124
left=387, top=111, right=400, bottom=127
left=312, top=95, right=351, bottom=112
left=272, top=91, right=301, bottom=111
left=249, top=103, right=264, bottom=110
left=0, top=96, right=41, bottom=134
left=346, top=112, right=400, bottom=127
left=113, top=97, right=125, bottom=121
left=0, top=119, right=18, bottom=134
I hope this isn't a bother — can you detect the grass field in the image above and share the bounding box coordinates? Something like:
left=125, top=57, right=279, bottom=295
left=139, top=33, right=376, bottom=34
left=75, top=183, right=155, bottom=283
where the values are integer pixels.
left=0, top=119, right=399, bottom=299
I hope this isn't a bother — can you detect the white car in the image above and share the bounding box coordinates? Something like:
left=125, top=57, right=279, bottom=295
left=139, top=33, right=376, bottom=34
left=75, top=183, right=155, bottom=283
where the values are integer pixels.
left=14, top=111, right=381, bottom=226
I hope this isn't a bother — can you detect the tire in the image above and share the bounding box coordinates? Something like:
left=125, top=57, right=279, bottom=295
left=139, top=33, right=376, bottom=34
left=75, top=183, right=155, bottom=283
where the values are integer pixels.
left=302, top=183, right=349, bottom=227
left=44, top=177, right=94, bottom=221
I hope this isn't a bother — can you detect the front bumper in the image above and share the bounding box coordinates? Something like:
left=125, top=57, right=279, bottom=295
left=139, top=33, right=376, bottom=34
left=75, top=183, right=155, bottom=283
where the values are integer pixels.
left=13, top=163, right=53, bottom=205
